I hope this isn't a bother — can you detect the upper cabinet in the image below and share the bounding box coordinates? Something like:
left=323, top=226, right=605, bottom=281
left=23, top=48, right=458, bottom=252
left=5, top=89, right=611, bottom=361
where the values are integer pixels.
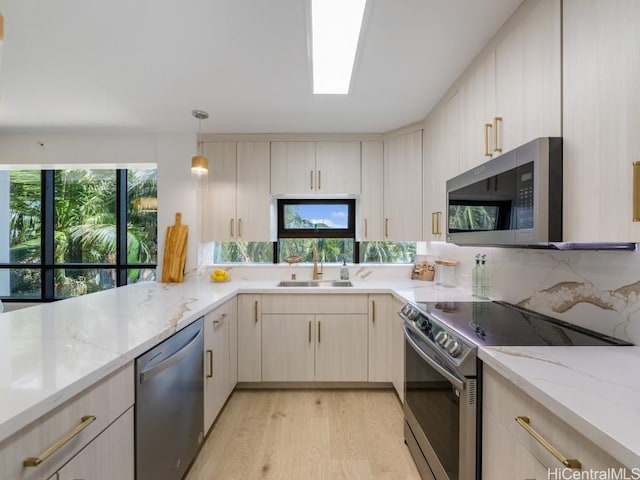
left=494, top=0, right=561, bottom=154
left=360, top=141, right=384, bottom=240
left=202, top=141, right=271, bottom=242
left=424, top=90, right=461, bottom=240
left=383, top=130, right=423, bottom=241
left=563, top=0, right=640, bottom=242
left=270, top=141, right=361, bottom=195
left=458, top=0, right=561, bottom=172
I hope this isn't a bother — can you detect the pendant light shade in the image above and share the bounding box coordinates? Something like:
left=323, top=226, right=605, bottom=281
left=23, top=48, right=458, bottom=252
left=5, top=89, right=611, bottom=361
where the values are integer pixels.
left=191, top=110, right=209, bottom=178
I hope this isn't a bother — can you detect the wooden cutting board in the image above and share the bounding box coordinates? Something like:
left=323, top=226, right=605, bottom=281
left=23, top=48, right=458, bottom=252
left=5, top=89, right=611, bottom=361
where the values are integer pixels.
left=162, top=212, right=188, bottom=283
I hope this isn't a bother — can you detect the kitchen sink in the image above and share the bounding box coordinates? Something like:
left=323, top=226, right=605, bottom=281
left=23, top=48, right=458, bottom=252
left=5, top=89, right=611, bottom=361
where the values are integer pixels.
left=277, top=280, right=353, bottom=287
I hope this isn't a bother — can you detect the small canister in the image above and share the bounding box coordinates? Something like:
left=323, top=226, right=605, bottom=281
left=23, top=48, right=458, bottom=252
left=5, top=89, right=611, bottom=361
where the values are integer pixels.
left=440, top=260, right=458, bottom=288
left=434, top=260, right=444, bottom=284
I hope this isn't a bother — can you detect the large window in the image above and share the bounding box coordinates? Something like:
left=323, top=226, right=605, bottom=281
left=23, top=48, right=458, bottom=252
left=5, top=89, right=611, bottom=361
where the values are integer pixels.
left=0, top=168, right=157, bottom=301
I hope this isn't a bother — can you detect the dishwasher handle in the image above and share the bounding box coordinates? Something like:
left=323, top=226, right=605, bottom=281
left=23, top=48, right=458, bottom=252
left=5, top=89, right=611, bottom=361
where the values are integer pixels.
left=139, top=327, right=203, bottom=384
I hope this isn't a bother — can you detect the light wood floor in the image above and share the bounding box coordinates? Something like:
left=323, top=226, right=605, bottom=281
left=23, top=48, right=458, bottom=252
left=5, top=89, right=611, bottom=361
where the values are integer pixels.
left=186, top=389, right=421, bottom=480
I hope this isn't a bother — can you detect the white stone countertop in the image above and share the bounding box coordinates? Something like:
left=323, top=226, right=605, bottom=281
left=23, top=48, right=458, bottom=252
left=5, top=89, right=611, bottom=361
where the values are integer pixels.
left=0, top=277, right=473, bottom=443
left=479, top=346, right=640, bottom=469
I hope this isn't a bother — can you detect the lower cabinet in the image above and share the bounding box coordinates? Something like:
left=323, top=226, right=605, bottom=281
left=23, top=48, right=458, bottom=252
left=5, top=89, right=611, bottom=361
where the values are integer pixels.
left=368, top=294, right=393, bottom=382
left=259, top=294, right=370, bottom=383
left=482, top=365, right=626, bottom=478
left=391, top=296, right=405, bottom=402
left=237, top=294, right=262, bottom=382
left=0, top=364, right=134, bottom=480
left=204, top=298, right=237, bottom=433
left=56, top=408, right=134, bottom=480
left=262, top=313, right=368, bottom=382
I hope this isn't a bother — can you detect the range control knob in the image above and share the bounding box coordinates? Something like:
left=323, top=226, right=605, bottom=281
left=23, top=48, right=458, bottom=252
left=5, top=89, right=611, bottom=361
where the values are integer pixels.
left=435, top=331, right=449, bottom=347
left=446, top=340, right=462, bottom=357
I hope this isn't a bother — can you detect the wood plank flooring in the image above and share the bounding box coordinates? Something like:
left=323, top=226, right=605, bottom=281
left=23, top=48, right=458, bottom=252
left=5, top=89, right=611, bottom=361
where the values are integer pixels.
left=186, top=389, right=421, bottom=480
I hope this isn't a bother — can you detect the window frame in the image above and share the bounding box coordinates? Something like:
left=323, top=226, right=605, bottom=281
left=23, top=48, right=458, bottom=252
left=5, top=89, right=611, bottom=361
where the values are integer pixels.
left=0, top=168, right=157, bottom=302
left=277, top=198, right=356, bottom=239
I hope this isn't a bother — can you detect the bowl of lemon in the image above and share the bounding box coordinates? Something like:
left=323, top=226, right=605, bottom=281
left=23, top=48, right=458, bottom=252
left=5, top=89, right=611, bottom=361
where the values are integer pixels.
left=210, top=269, right=230, bottom=283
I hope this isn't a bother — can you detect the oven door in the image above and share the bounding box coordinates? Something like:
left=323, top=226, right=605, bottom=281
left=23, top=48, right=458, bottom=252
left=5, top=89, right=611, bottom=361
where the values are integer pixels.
left=403, top=323, right=476, bottom=480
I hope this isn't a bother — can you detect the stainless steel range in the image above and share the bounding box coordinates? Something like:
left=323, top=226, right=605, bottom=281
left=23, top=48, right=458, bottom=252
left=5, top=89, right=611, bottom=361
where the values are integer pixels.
left=399, top=300, right=632, bottom=480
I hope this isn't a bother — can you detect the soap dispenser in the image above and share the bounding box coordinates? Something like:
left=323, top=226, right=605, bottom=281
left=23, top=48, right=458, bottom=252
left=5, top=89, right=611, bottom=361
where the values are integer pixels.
left=479, top=254, right=489, bottom=299
left=340, top=260, right=350, bottom=280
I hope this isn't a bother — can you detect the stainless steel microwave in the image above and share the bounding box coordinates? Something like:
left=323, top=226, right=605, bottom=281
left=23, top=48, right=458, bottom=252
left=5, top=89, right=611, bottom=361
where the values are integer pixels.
left=446, top=137, right=563, bottom=247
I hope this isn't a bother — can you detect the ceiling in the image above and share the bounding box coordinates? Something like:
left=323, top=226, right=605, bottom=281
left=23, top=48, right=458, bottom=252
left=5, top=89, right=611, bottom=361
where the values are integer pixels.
left=0, top=0, right=522, bottom=134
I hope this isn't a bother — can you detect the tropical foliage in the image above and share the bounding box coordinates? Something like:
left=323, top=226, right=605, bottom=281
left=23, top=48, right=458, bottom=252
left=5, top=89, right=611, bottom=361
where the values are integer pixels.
left=448, top=205, right=499, bottom=231
left=4, top=169, right=157, bottom=298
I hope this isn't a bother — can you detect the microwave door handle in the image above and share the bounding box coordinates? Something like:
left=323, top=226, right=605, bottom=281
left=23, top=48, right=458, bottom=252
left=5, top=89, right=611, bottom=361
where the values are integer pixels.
left=403, top=324, right=466, bottom=391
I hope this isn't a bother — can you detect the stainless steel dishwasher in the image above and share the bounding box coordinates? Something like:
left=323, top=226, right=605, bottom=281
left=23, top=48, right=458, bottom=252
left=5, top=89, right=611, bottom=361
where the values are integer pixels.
left=135, top=318, right=204, bottom=480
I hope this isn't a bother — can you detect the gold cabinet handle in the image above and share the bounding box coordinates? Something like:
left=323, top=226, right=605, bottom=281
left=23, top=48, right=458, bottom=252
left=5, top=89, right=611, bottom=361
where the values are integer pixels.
left=384, top=218, right=389, bottom=238
left=237, top=218, right=242, bottom=238
left=363, top=218, right=368, bottom=238
left=308, top=320, right=312, bottom=343
left=230, top=218, right=234, bottom=237
left=493, top=116, right=502, bottom=153
left=23, top=415, right=97, bottom=467
left=372, top=300, right=376, bottom=323
left=318, top=170, right=321, bottom=190
left=254, top=300, right=259, bottom=322
left=206, top=349, right=213, bottom=378
left=515, top=416, right=582, bottom=469
left=213, top=313, right=228, bottom=326
left=484, top=123, right=493, bottom=157
left=431, top=211, right=442, bottom=235
left=310, top=170, right=314, bottom=190
left=634, top=162, right=640, bottom=222
left=317, top=321, right=321, bottom=343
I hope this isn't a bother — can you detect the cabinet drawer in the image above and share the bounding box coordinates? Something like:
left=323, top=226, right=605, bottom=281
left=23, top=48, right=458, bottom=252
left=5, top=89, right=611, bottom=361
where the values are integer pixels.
left=261, top=294, right=367, bottom=314
left=0, top=363, right=134, bottom=480
left=483, top=366, right=624, bottom=472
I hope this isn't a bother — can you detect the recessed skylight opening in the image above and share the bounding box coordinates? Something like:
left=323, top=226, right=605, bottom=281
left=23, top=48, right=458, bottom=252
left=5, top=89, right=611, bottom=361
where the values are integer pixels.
left=311, top=0, right=367, bottom=95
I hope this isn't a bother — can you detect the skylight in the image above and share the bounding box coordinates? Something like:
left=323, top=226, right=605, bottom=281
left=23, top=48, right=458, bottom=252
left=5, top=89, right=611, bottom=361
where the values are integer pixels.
left=311, top=0, right=367, bottom=95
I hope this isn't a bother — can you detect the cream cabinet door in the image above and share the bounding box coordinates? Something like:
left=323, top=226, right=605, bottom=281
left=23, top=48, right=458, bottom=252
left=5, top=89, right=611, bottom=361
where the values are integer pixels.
left=367, top=294, right=392, bottom=382
left=563, top=0, right=640, bottom=242
left=262, top=314, right=315, bottom=382
left=237, top=294, right=262, bottom=382
left=236, top=142, right=271, bottom=241
left=315, top=141, right=361, bottom=194
left=383, top=130, right=423, bottom=241
left=204, top=304, right=231, bottom=432
left=424, top=89, right=462, bottom=241
left=57, top=408, right=134, bottom=480
left=227, top=297, right=238, bottom=392
left=460, top=51, right=495, bottom=172
left=315, top=314, right=368, bottom=382
left=495, top=0, right=561, bottom=154
left=270, top=142, right=316, bottom=195
left=391, top=296, right=405, bottom=403
left=202, top=142, right=237, bottom=241
left=360, top=141, right=384, bottom=241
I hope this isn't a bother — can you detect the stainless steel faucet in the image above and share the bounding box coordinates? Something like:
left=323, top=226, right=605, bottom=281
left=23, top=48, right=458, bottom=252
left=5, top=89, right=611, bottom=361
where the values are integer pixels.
left=312, top=243, right=323, bottom=280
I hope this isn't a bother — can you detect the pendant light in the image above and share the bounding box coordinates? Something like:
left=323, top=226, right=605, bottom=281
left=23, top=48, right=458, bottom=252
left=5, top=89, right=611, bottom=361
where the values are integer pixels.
left=191, top=110, right=209, bottom=188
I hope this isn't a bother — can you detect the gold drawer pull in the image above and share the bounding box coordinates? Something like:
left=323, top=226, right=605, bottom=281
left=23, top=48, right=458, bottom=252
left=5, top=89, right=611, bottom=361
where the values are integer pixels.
left=432, top=211, right=442, bottom=235
left=372, top=300, right=376, bottom=323
left=238, top=218, right=242, bottom=238
left=484, top=123, right=493, bottom=157
left=24, top=415, right=97, bottom=467
left=363, top=218, right=368, bottom=238
left=308, top=320, right=312, bottom=343
left=384, top=218, right=389, bottom=238
left=310, top=170, right=314, bottom=190
left=515, top=416, right=582, bottom=469
left=493, top=116, right=502, bottom=153
left=254, top=300, right=259, bottom=322
left=633, top=162, right=640, bottom=222
left=207, top=349, right=213, bottom=378
left=213, top=313, right=228, bottom=326
left=230, top=218, right=234, bottom=237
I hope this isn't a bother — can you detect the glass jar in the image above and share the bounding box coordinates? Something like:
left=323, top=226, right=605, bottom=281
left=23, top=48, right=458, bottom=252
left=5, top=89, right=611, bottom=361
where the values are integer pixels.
left=440, top=260, right=458, bottom=288
left=434, top=260, right=443, bottom=285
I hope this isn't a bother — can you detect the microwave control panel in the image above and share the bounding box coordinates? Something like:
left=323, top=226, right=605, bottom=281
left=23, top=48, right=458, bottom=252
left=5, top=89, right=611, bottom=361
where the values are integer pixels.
left=516, top=163, right=534, bottom=229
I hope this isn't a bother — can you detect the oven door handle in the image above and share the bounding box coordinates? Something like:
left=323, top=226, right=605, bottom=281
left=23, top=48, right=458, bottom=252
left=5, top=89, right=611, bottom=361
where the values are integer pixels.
left=403, top=324, right=466, bottom=391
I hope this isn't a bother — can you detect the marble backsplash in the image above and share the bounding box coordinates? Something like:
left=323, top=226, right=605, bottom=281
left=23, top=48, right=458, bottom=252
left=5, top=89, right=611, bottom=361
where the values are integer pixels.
left=427, top=242, right=640, bottom=345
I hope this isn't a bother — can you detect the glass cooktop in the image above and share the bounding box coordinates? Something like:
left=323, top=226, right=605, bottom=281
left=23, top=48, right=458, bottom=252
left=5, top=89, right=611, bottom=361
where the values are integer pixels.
left=414, top=301, right=632, bottom=348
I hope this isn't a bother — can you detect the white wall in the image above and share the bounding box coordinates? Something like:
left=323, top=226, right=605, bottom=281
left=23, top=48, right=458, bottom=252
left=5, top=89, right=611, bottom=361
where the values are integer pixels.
left=0, top=133, right=199, bottom=277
